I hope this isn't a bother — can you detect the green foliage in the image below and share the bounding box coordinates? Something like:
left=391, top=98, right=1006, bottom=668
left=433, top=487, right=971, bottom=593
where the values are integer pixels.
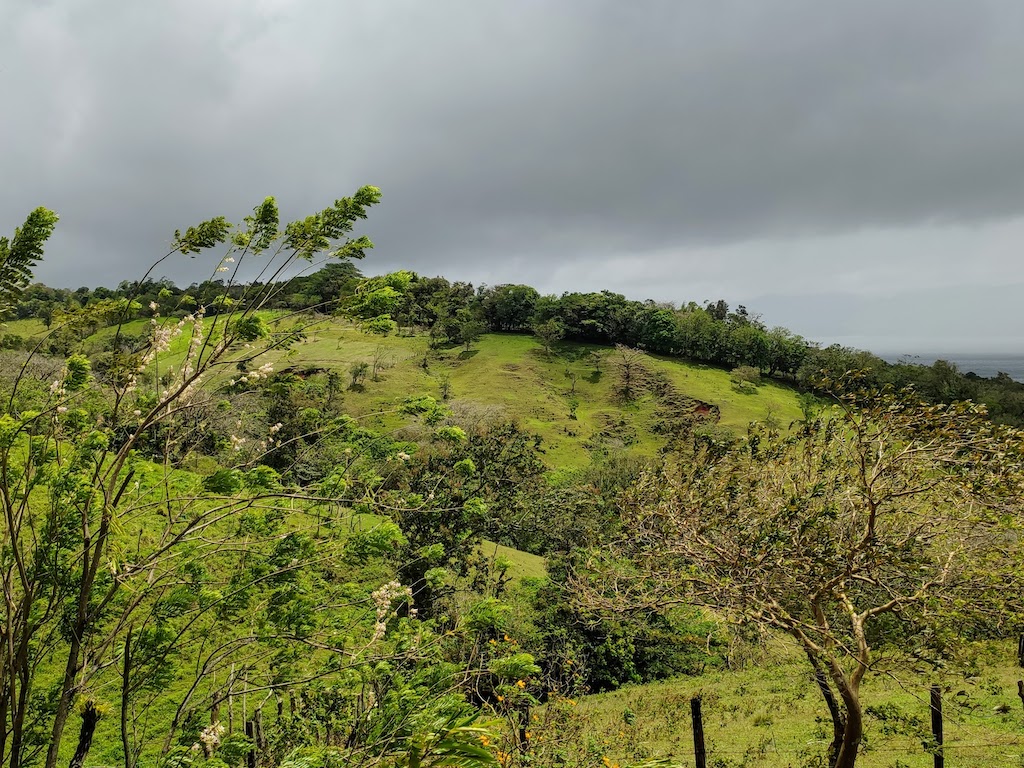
left=0, top=333, right=23, bottom=350
left=361, top=314, right=398, bottom=335
left=172, top=216, right=231, bottom=254
left=729, top=365, right=761, bottom=393
left=62, top=354, right=91, bottom=392
left=231, top=315, right=269, bottom=341
left=349, top=360, right=369, bottom=387
left=0, top=207, right=59, bottom=317
left=434, top=426, right=467, bottom=443
left=203, top=468, right=243, bottom=494
left=528, top=560, right=723, bottom=692
left=478, top=284, right=539, bottom=332
left=283, top=185, right=381, bottom=260
left=488, top=652, right=541, bottom=681
left=459, top=319, right=487, bottom=351
left=243, top=464, right=282, bottom=491
left=465, top=597, right=513, bottom=634
left=231, top=196, right=280, bottom=252
left=532, top=318, right=564, bottom=355
left=345, top=521, right=408, bottom=563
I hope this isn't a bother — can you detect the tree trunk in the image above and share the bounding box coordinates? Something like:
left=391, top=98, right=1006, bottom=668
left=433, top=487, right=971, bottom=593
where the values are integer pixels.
left=69, top=700, right=100, bottom=768
left=806, top=650, right=845, bottom=768
left=833, top=684, right=863, bottom=768
left=121, top=627, right=134, bottom=768
left=44, top=631, right=84, bottom=768
left=9, top=657, right=31, bottom=768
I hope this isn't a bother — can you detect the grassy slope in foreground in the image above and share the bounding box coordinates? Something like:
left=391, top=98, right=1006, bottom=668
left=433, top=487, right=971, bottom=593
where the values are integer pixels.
left=572, top=640, right=1024, bottom=768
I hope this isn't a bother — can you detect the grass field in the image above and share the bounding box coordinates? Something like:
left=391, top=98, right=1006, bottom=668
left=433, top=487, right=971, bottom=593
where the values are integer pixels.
left=570, top=639, right=1024, bottom=768
left=6, top=314, right=804, bottom=470
left=247, top=320, right=804, bottom=468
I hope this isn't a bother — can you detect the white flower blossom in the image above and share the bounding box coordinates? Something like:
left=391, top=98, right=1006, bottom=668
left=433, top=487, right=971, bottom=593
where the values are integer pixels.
left=198, top=723, right=225, bottom=756
left=370, top=581, right=413, bottom=642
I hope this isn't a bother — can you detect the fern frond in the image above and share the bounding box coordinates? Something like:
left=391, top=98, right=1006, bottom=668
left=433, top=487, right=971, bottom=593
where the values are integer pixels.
left=0, top=207, right=58, bottom=317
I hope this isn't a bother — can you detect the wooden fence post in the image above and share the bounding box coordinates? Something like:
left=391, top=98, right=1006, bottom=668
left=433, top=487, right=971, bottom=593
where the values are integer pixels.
left=245, top=720, right=256, bottom=768
left=518, top=703, right=530, bottom=752
left=929, top=685, right=943, bottom=768
left=690, top=695, right=706, bottom=768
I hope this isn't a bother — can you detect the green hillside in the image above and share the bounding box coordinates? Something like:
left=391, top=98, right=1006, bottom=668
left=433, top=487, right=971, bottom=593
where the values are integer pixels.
left=236, top=319, right=803, bottom=468
left=6, top=197, right=1020, bottom=768
left=9, top=314, right=804, bottom=468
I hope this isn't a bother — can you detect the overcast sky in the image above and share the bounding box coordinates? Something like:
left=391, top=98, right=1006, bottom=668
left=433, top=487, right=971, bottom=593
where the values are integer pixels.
left=2, top=0, right=1023, bottom=354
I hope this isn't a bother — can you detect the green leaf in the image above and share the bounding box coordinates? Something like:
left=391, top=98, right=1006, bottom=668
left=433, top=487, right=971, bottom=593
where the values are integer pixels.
left=0, top=207, right=58, bottom=317
left=173, top=216, right=230, bottom=254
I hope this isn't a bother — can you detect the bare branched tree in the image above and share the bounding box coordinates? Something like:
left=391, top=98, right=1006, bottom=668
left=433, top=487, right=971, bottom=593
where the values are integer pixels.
left=578, top=384, right=1024, bottom=768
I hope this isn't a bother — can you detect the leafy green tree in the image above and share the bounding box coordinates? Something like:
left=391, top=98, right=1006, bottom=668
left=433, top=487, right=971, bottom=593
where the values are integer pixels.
left=586, top=385, right=1024, bottom=768
left=674, top=307, right=723, bottom=362
left=765, top=326, right=808, bottom=376
left=532, top=319, right=564, bottom=356
left=349, top=360, right=370, bottom=387
left=729, top=365, right=761, bottom=392
left=634, top=305, right=677, bottom=354
left=385, top=421, right=546, bottom=616
left=478, top=284, right=539, bottom=332
left=0, top=187, right=385, bottom=767
left=458, top=319, right=487, bottom=351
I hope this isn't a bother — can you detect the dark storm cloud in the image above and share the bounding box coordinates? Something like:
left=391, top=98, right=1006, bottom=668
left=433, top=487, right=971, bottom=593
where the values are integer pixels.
left=2, top=0, right=1024, bottom=348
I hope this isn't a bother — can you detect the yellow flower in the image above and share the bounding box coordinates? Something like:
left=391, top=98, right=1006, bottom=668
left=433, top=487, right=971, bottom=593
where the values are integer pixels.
left=516, top=679, right=526, bottom=689
left=525, top=730, right=532, bottom=740
left=496, top=695, right=505, bottom=702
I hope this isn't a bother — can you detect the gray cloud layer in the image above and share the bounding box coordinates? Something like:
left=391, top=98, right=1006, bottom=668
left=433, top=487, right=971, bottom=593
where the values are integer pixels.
left=2, top=0, right=1023, bottom=351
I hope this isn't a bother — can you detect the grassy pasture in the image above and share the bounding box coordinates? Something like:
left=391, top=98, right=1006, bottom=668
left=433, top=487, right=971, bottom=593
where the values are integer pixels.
left=570, top=640, right=1024, bottom=768
left=8, top=312, right=804, bottom=469
left=234, top=321, right=804, bottom=468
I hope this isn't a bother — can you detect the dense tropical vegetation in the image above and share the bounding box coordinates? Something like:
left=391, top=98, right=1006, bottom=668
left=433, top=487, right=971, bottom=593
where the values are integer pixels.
left=1, top=192, right=1022, bottom=768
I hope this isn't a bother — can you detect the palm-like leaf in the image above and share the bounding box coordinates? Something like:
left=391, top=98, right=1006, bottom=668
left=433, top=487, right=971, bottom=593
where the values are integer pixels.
left=0, top=207, right=58, bottom=317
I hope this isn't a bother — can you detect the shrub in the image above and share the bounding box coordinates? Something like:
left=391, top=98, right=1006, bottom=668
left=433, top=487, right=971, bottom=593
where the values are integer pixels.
left=730, top=365, right=761, bottom=393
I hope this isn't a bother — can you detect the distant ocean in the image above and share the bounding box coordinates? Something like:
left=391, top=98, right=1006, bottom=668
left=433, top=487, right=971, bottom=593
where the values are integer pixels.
left=880, top=354, right=1024, bottom=383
